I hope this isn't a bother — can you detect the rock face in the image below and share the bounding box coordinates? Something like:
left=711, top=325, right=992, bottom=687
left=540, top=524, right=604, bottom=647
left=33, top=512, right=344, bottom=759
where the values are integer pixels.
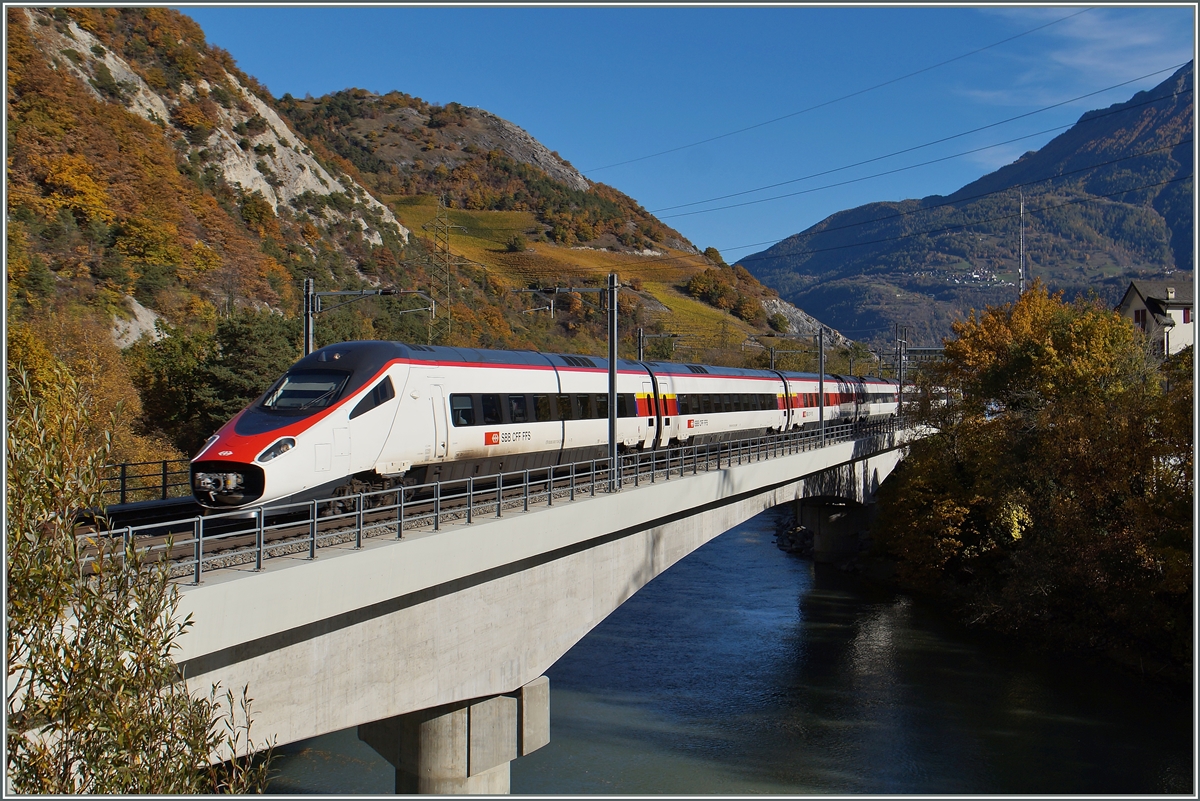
left=20, top=8, right=409, bottom=247
left=475, top=112, right=590, bottom=193
left=111, top=297, right=164, bottom=349
left=762, top=297, right=854, bottom=348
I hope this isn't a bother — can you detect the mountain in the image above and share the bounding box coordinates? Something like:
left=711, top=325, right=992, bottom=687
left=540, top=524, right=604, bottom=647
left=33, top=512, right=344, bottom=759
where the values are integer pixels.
left=739, top=63, right=1194, bottom=348
left=7, top=6, right=827, bottom=366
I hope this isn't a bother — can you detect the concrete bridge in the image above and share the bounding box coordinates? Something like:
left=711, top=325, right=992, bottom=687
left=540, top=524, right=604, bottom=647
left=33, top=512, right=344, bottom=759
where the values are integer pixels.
left=174, top=427, right=918, bottom=792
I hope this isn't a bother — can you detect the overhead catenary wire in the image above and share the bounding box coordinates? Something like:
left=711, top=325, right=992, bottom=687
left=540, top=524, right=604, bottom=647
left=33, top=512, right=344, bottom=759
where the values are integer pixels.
left=582, top=7, right=1095, bottom=174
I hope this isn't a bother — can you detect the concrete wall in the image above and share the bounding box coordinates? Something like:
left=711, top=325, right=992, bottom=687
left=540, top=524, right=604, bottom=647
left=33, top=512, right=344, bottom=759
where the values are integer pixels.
left=176, top=432, right=911, bottom=753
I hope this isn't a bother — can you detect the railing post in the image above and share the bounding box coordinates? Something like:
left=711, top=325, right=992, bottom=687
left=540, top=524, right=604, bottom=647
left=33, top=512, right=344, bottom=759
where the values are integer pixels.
left=497, top=472, right=503, bottom=518
left=523, top=470, right=530, bottom=512
left=570, top=462, right=575, bottom=501
left=591, top=459, right=597, bottom=496
left=397, top=487, right=405, bottom=539
left=255, top=507, right=263, bottom=570
left=434, top=481, right=441, bottom=531
left=548, top=466, right=554, bottom=506
left=120, top=463, right=128, bottom=506
left=356, top=493, right=364, bottom=548
left=161, top=460, right=169, bottom=501
left=467, top=477, right=474, bottom=524
left=309, top=500, right=317, bottom=558
left=193, top=516, right=202, bottom=585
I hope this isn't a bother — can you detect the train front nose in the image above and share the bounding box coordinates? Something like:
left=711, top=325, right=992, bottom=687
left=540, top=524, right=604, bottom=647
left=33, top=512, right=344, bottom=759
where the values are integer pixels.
left=192, top=461, right=265, bottom=507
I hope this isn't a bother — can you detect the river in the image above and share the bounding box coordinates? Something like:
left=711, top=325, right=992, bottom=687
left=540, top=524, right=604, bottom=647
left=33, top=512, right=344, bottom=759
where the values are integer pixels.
left=264, top=508, right=1193, bottom=795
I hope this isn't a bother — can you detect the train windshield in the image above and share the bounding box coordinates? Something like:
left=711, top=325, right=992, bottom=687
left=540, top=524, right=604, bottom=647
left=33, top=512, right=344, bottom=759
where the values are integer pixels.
left=260, top=370, right=349, bottom=411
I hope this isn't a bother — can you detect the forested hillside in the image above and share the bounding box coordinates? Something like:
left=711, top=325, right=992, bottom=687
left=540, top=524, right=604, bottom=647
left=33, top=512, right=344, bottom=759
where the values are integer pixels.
left=743, top=63, right=1194, bottom=347
left=6, top=7, right=828, bottom=462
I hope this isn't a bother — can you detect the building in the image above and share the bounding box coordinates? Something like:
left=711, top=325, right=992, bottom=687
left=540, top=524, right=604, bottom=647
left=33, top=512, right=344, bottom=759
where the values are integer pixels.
left=1115, top=280, right=1194, bottom=356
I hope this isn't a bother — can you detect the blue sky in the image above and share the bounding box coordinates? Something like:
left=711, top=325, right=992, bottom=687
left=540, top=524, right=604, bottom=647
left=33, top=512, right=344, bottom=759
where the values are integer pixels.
left=180, top=5, right=1195, bottom=263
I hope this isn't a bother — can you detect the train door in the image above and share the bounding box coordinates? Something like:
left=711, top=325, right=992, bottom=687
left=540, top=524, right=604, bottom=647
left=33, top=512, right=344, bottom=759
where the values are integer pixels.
left=431, top=384, right=447, bottom=459
left=642, top=381, right=659, bottom=448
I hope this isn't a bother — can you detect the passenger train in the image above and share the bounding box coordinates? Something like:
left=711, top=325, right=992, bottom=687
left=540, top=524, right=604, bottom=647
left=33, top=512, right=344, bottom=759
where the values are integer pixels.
left=191, top=341, right=900, bottom=511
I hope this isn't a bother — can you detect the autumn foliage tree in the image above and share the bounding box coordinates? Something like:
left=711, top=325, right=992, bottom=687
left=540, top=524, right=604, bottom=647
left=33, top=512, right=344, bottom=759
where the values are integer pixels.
left=6, top=362, right=275, bottom=793
left=875, top=282, right=1192, bottom=679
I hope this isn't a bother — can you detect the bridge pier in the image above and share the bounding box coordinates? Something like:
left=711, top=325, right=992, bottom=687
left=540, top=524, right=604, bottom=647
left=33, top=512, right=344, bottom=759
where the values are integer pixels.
left=357, top=676, right=549, bottom=794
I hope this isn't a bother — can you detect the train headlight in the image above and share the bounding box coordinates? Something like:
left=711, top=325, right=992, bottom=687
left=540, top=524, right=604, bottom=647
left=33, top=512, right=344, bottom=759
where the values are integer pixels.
left=257, top=437, right=296, bottom=463
left=193, top=472, right=245, bottom=492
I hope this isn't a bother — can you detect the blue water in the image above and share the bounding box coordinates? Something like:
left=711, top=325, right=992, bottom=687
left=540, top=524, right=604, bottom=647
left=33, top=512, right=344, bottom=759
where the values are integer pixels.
left=266, top=509, right=1194, bottom=795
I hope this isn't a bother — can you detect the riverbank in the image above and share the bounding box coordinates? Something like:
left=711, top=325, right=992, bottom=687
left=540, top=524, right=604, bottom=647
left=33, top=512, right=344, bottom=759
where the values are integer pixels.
left=772, top=510, right=1193, bottom=689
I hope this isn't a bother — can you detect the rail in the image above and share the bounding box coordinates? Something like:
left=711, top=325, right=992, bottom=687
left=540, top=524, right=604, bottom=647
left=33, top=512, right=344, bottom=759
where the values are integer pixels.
left=88, top=420, right=901, bottom=584
left=99, top=459, right=192, bottom=504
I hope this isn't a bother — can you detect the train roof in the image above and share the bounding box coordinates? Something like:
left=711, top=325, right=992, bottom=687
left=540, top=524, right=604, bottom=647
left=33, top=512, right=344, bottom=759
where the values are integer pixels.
left=293, top=341, right=899, bottom=384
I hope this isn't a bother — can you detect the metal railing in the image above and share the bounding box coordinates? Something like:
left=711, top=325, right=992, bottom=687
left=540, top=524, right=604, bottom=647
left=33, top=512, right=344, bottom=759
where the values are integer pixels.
left=92, top=420, right=900, bottom=584
left=99, top=459, right=192, bottom=505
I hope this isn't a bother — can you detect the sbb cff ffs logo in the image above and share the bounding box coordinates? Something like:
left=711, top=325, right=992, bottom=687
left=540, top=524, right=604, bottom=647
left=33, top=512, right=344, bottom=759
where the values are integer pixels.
left=485, top=431, right=500, bottom=446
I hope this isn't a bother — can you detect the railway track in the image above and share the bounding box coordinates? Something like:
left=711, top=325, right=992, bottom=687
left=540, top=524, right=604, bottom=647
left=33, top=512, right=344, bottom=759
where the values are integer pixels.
left=81, top=421, right=897, bottom=582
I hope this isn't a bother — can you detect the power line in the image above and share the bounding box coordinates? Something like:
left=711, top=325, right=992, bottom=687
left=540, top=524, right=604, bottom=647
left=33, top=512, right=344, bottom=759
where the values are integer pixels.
left=582, top=7, right=1094, bottom=174
left=483, top=141, right=1192, bottom=277
left=733, top=174, right=1192, bottom=266
left=544, top=167, right=1193, bottom=279
left=652, top=65, right=1191, bottom=215
left=721, top=137, right=1192, bottom=254
left=419, top=66, right=1191, bottom=255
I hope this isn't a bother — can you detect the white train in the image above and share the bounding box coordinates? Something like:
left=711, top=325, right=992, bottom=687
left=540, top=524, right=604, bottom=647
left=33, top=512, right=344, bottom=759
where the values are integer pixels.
left=191, top=341, right=899, bottom=510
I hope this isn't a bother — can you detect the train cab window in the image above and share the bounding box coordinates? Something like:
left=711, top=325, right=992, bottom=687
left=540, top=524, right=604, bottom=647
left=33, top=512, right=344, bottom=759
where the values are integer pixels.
left=556, top=394, right=574, bottom=420
left=261, top=370, right=349, bottom=411
left=509, top=394, right=528, bottom=424
left=450, top=395, right=475, bottom=427
left=595, top=393, right=608, bottom=419
left=349, top=376, right=396, bottom=420
left=534, top=395, right=553, bottom=422
left=481, top=394, right=502, bottom=425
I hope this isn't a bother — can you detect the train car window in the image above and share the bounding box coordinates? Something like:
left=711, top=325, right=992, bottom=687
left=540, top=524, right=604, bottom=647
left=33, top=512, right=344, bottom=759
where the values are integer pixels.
left=699, top=395, right=711, bottom=414
left=576, top=394, right=594, bottom=419
left=534, top=394, right=553, bottom=422
left=481, top=394, right=503, bottom=425
left=450, top=394, right=475, bottom=427
left=719, top=394, right=731, bottom=413
left=261, top=370, right=349, bottom=411
left=595, top=393, right=608, bottom=419
left=557, top=394, right=574, bottom=420
left=349, top=376, right=396, bottom=420
left=509, top=395, right=528, bottom=424
left=675, top=394, right=687, bottom=415
left=617, top=393, right=636, bottom=418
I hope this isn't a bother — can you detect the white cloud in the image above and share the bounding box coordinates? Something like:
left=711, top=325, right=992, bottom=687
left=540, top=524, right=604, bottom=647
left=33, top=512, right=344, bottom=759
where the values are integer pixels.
left=967, top=7, right=1194, bottom=106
